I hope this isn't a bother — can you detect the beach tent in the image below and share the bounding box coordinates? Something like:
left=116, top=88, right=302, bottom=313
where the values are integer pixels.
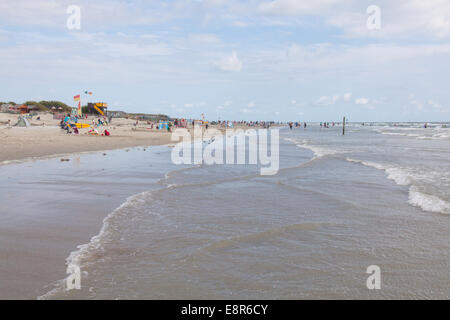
left=179, top=119, right=187, bottom=128
left=158, top=121, right=169, bottom=130
left=193, top=120, right=203, bottom=127
left=15, top=116, right=31, bottom=128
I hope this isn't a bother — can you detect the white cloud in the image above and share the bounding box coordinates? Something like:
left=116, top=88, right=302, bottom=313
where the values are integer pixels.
left=315, top=95, right=339, bottom=106
left=258, top=0, right=339, bottom=16
left=0, top=0, right=174, bottom=29
left=217, top=51, right=242, bottom=71
left=409, top=98, right=448, bottom=113
left=232, top=21, right=249, bottom=27
left=187, top=33, right=221, bottom=44
left=203, top=0, right=228, bottom=8
left=355, top=98, right=369, bottom=105
left=343, top=93, right=352, bottom=101
left=2, top=0, right=450, bottom=41
left=428, top=100, right=440, bottom=109
left=95, top=41, right=171, bottom=57
left=2, top=0, right=450, bottom=121
left=283, top=42, right=450, bottom=74
left=255, top=0, right=450, bottom=40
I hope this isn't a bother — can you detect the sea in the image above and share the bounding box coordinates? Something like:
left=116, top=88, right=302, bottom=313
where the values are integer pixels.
left=1, top=123, right=449, bottom=299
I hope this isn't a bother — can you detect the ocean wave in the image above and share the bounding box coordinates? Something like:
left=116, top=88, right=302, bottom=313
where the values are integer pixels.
left=409, top=186, right=450, bottom=214
left=374, top=127, right=450, bottom=141
left=346, top=158, right=450, bottom=215
left=376, top=130, right=430, bottom=140
left=38, top=190, right=153, bottom=299
left=432, top=133, right=450, bottom=139
left=284, top=138, right=338, bottom=159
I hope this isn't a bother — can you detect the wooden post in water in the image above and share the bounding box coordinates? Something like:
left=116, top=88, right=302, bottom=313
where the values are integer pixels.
left=342, top=116, right=346, bottom=135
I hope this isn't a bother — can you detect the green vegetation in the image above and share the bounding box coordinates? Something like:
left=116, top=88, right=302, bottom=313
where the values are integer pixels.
left=37, top=101, right=72, bottom=112
left=81, top=105, right=88, bottom=114
left=1, top=100, right=170, bottom=119
left=23, top=101, right=48, bottom=111
left=1, top=100, right=72, bottom=112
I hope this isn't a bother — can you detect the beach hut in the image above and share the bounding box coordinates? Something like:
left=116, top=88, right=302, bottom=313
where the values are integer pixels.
left=18, top=105, right=29, bottom=114
left=0, top=104, right=12, bottom=112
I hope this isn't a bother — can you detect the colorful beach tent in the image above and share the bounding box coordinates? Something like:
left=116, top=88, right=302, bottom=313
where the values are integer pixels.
left=15, top=116, right=31, bottom=128
left=158, top=121, right=169, bottom=130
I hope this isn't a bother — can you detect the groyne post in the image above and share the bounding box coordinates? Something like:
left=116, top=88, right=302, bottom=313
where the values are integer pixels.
left=343, top=117, right=346, bottom=135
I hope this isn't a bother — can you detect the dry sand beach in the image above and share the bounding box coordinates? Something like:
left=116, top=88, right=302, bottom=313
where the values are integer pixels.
left=0, top=112, right=174, bottom=163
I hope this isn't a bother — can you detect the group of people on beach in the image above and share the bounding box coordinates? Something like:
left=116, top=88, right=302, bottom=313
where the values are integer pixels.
left=320, top=122, right=336, bottom=128
left=289, top=122, right=307, bottom=130
left=60, top=113, right=110, bottom=136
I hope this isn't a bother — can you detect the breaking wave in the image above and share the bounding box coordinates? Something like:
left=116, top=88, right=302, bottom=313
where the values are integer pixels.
left=38, top=190, right=153, bottom=299
left=346, top=158, right=450, bottom=215
left=284, top=138, right=338, bottom=159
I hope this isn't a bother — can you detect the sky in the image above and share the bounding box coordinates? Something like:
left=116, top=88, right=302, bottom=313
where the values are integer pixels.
left=1, top=0, right=450, bottom=122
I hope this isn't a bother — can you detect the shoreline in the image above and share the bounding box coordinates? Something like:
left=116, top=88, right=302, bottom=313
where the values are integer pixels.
left=0, top=126, right=174, bottom=164
left=0, top=134, right=172, bottom=167
left=0, top=145, right=175, bottom=299
left=0, top=112, right=281, bottom=165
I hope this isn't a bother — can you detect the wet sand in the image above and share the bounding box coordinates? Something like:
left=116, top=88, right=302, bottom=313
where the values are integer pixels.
left=0, top=147, right=171, bottom=299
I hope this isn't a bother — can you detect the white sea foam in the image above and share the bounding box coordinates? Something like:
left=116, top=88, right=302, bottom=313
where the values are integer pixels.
left=347, top=158, right=450, bottom=214
left=380, top=132, right=406, bottom=136
left=374, top=125, right=450, bottom=141
left=409, top=186, right=450, bottom=214
left=38, top=190, right=153, bottom=299
left=284, top=138, right=338, bottom=159
left=432, top=132, right=450, bottom=139
left=346, top=158, right=411, bottom=185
